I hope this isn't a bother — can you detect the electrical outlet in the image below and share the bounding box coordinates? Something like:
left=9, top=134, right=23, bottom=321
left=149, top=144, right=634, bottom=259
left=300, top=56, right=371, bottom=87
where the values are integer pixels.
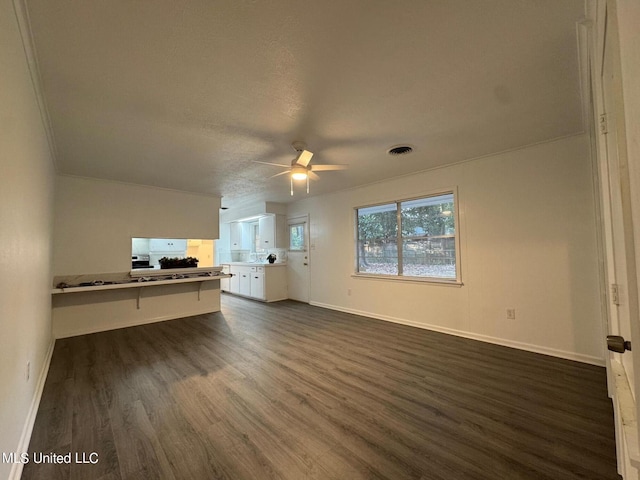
left=506, top=309, right=516, bottom=320
left=26, top=361, right=30, bottom=381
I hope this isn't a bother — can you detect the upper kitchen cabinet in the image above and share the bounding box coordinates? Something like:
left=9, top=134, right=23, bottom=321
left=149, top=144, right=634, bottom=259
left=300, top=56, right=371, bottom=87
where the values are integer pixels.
left=149, top=238, right=188, bottom=253
left=230, top=222, right=242, bottom=250
left=259, top=215, right=287, bottom=250
left=259, top=216, right=274, bottom=249
left=230, top=222, right=251, bottom=251
left=229, top=215, right=286, bottom=251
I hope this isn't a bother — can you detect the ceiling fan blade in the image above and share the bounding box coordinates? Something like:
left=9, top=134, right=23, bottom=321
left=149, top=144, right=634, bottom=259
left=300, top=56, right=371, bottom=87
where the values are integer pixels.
left=295, top=149, right=314, bottom=167
left=253, top=160, right=291, bottom=168
left=269, top=170, right=292, bottom=179
left=310, top=164, right=348, bottom=171
left=307, top=171, right=320, bottom=181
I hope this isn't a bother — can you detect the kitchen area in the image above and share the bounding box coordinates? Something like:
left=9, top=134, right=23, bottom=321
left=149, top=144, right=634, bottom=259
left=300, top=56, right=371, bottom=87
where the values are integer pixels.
left=218, top=213, right=288, bottom=302
left=132, top=238, right=215, bottom=270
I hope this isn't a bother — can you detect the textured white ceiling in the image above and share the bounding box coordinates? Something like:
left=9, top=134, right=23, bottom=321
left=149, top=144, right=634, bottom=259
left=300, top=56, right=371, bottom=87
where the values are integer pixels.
left=26, top=0, right=586, bottom=209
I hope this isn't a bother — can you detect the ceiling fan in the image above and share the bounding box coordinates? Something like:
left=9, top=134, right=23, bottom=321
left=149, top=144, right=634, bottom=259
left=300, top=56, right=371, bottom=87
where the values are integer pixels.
left=254, top=142, right=348, bottom=195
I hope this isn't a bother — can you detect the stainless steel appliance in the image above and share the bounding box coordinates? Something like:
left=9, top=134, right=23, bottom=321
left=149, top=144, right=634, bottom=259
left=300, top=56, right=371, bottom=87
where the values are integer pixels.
left=131, top=254, right=150, bottom=269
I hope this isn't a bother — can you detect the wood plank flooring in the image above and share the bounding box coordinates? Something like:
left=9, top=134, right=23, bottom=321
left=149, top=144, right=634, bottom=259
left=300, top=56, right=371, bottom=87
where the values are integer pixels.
left=23, top=294, right=621, bottom=479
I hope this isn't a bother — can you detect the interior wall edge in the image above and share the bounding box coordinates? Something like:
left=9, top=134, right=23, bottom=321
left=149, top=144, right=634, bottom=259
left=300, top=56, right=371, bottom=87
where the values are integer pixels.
left=55, top=172, right=223, bottom=199
left=310, top=301, right=606, bottom=367
left=7, top=338, right=55, bottom=480
left=11, top=0, right=58, bottom=169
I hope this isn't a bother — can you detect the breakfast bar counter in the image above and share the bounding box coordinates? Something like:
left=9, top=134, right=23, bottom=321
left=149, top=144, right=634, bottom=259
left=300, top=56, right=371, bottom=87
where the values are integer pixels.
left=51, top=269, right=230, bottom=338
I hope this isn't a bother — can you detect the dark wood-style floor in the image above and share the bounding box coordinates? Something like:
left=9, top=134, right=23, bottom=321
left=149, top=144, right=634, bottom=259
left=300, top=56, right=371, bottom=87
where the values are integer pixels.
left=24, top=294, right=620, bottom=480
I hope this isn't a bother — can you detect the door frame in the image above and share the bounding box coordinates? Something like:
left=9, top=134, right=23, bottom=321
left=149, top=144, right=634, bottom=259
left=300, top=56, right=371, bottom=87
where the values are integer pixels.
left=286, top=214, right=310, bottom=303
left=587, top=0, right=640, bottom=476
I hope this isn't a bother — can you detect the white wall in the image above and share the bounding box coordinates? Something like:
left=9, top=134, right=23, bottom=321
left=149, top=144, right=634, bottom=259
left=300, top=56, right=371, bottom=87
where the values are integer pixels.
left=54, top=175, right=221, bottom=275
left=0, top=0, right=56, bottom=478
left=288, top=134, right=604, bottom=364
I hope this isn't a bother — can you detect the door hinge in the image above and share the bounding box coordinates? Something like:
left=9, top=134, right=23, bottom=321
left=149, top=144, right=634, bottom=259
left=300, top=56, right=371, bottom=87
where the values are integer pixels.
left=611, top=283, right=620, bottom=305
left=599, top=113, right=608, bottom=135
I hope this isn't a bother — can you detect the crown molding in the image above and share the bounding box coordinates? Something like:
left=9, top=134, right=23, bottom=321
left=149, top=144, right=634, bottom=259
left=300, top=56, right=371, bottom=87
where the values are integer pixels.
left=12, top=0, right=58, bottom=170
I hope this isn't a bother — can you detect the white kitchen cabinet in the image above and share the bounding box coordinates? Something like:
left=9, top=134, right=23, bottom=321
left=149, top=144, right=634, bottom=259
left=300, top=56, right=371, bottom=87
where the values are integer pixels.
left=250, top=271, right=265, bottom=300
left=230, top=222, right=252, bottom=250
left=238, top=269, right=251, bottom=296
left=258, top=215, right=287, bottom=250
left=229, top=266, right=240, bottom=293
left=220, top=265, right=230, bottom=292
left=263, top=265, right=287, bottom=301
left=227, top=264, right=286, bottom=302
left=258, top=216, right=274, bottom=250
left=149, top=238, right=187, bottom=253
left=131, top=238, right=150, bottom=255
left=230, top=222, right=243, bottom=250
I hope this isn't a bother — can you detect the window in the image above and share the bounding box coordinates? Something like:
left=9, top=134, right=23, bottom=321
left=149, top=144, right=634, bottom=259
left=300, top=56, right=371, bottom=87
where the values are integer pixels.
left=289, top=223, right=305, bottom=251
left=250, top=222, right=260, bottom=252
left=356, top=191, right=458, bottom=282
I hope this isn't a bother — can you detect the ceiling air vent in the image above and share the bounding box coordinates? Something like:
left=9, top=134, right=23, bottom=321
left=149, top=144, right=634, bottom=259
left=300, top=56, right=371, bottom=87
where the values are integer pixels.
left=387, top=145, right=414, bottom=156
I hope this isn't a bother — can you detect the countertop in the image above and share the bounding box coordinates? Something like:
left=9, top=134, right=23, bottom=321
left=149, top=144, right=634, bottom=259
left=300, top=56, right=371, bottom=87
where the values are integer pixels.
left=52, top=268, right=228, bottom=294
left=223, top=262, right=287, bottom=267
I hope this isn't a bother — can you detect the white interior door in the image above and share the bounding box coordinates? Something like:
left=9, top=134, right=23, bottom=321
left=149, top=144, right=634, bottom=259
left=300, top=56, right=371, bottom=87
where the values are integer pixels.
left=287, top=215, right=310, bottom=303
left=595, top=2, right=640, bottom=477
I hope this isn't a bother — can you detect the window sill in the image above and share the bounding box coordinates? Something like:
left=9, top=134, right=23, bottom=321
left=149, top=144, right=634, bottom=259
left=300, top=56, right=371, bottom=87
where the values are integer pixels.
left=352, top=273, right=463, bottom=287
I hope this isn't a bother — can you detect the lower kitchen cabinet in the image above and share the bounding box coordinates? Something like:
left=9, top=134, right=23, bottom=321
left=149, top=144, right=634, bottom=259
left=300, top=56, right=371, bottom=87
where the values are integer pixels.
left=238, top=270, right=251, bottom=296
left=229, top=268, right=240, bottom=293
left=250, top=272, right=265, bottom=299
left=220, top=265, right=230, bottom=291
left=226, top=264, right=287, bottom=302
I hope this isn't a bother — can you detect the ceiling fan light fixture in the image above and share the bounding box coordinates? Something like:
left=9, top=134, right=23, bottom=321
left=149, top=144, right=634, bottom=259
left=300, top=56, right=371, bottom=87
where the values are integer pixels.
left=257, top=143, right=348, bottom=196
left=291, top=166, right=308, bottom=180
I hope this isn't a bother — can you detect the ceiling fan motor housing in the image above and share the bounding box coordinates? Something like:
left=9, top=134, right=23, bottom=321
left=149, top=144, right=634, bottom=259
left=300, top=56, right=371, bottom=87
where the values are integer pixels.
left=291, top=141, right=306, bottom=152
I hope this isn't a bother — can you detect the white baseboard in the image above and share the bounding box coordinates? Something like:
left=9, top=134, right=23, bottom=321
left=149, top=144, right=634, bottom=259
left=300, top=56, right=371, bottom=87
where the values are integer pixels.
left=310, top=301, right=605, bottom=367
left=54, top=308, right=220, bottom=339
left=9, top=338, right=55, bottom=480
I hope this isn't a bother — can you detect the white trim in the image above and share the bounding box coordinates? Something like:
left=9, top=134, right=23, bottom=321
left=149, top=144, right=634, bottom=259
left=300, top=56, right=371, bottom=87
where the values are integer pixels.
left=225, top=292, right=288, bottom=303
left=580, top=15, right=615, bottom=394
left=309, top=301, right=605, bottom=367
left=11, top=0, right=58, bottom=169
left=611, top=359, right=640, bottom=472
left=351, top=273, right=462, bottom=287
left=53, top=308, right=221, bottom=339
left=8, top=339, right=55, bottom=480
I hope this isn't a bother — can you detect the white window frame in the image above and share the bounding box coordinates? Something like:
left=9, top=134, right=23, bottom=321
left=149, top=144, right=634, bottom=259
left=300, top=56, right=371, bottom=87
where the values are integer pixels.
left=352, top=187, right=462, bottom=286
